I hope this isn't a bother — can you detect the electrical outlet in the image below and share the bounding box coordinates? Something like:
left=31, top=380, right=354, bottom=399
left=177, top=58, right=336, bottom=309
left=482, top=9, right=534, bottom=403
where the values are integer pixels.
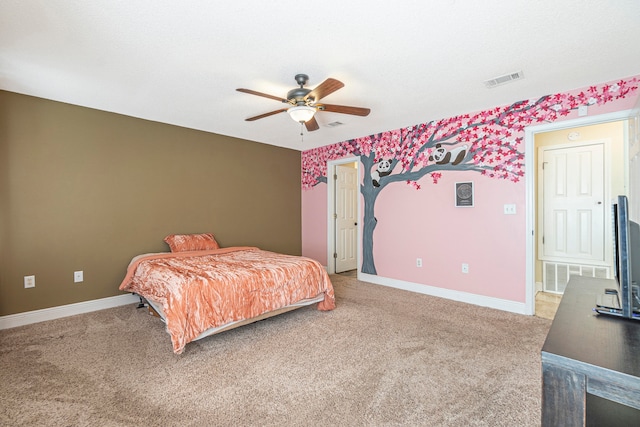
left=24, top=275, right=35, bottom=288
left=503, top=204, right=516, bottom=215
left=462, top=263, right=469, bottom=274
left=74, top=271, right=83, bottom=283
left=416, top=258, right=423, bottom=267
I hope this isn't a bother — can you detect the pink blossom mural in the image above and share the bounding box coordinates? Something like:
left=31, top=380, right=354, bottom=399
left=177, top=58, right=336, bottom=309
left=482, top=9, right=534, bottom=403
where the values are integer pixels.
left=302, top=78, right=639, bottom=275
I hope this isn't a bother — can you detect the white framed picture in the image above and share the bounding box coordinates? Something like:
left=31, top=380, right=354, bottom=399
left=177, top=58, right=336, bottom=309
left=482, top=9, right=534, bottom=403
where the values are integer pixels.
left=455, top=182, right=474, bottom=207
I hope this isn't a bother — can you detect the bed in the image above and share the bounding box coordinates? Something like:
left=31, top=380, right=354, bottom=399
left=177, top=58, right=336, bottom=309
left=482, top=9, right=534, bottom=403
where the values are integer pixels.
left=119, top=233, right=335, bottom=354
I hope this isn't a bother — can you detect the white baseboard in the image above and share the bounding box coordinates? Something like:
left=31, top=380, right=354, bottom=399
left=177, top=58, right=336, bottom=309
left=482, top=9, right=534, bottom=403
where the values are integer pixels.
left=0, top=293, right=140, bottom=330
left=358, top=272, right=529, bottom=315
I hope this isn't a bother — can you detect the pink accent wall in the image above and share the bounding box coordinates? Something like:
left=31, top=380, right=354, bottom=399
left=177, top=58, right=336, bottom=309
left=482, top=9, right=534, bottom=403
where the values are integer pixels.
left=302, top=75, right=640, bottom=304
left=372, top=171, right=525, bottom=301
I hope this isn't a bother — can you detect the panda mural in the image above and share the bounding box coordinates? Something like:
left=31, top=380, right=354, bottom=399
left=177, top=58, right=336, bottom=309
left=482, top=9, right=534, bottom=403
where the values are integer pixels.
left=429, top=144, right=468, bottom=165
left=371, top=159, right=393, bottom=187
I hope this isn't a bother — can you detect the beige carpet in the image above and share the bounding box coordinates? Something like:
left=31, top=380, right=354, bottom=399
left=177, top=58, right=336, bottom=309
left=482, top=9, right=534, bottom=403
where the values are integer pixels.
left=0, top=274, right=551, bottom=426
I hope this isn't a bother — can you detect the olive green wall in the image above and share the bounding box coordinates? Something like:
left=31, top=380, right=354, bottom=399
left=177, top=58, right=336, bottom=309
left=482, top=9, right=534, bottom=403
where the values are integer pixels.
left=0, top=91, right=302, bottom=316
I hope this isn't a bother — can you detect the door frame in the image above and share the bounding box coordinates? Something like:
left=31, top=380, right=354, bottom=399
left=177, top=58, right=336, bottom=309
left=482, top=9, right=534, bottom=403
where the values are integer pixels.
left=327, top=156, right=361, bottom=275
left=524, top=110, right=633, bottom=315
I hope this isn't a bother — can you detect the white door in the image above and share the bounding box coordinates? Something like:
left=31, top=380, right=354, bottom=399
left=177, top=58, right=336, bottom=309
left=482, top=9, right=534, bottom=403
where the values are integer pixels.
left=540, top=143, right=605, bottom=264
left=335, top=164, right=358, bottom=273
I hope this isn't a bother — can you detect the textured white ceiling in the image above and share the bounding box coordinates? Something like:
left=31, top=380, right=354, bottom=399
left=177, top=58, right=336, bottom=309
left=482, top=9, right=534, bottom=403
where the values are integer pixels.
left=2, top=1, right=640, bottom=151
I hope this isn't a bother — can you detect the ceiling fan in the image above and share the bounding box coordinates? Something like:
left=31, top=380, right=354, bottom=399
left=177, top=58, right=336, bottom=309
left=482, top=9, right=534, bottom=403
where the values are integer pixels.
left=236, top=74, right=371, bottom=132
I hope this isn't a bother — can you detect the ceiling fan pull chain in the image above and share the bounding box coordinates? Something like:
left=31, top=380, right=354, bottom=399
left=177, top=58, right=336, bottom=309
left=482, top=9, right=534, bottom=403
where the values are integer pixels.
left=300, top=122, right=304, bottom=142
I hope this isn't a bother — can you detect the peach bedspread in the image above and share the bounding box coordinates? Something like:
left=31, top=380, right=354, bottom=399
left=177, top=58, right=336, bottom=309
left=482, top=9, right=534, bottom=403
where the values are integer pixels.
left=119, top=247, right=335, bottom=353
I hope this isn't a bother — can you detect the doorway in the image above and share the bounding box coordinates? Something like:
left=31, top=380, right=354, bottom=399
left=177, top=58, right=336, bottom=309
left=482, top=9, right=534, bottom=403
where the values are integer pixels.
left=327, top=157, right=360, bottom=275
left=525, top=111, right=633, bottom=315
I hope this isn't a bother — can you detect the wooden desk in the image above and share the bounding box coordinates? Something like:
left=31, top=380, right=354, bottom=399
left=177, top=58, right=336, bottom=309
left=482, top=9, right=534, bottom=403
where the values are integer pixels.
left=541, top=275, right=640, bottom=426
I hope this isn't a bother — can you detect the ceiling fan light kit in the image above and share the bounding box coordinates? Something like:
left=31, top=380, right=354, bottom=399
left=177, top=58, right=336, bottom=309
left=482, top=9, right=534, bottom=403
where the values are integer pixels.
left=287, top=105, right=316, bottom=123
left=237, top=74, right=370, bottom=133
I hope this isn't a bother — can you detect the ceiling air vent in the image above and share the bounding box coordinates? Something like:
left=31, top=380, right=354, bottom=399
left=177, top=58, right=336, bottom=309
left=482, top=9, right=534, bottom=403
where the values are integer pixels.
left=484, top=71, right=524, bottom=88
left=326, top=121, right=344, bottom=128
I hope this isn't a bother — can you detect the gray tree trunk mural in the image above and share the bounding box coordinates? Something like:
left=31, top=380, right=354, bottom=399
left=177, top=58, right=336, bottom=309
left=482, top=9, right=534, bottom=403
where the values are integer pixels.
left=360, top=154, right=379, bottom=274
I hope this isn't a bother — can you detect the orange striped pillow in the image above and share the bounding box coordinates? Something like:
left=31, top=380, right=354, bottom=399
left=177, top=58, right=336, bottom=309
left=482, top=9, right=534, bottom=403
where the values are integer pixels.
left=163, top=233, right=220, bottom=252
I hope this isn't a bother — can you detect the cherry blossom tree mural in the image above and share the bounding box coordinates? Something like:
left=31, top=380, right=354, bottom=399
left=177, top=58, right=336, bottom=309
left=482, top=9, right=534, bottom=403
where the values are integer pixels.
left=302, top=78, right=639, bottom=275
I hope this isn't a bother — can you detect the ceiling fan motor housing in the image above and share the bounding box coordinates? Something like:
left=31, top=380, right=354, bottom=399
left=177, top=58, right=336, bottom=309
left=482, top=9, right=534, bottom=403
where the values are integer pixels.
left=287, top=87, right=313, bottom=105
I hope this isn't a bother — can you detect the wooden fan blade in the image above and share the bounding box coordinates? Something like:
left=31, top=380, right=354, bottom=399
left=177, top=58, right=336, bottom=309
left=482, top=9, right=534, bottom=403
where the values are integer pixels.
left=305, top=116, right=320, bottom=132
left=318, top=103, right=371, bottom=116
left=236, top=88, right=287, bottom=103
left=245, top=108, right=287, bottom=121
left=305, top=78, right=344, bottom=102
